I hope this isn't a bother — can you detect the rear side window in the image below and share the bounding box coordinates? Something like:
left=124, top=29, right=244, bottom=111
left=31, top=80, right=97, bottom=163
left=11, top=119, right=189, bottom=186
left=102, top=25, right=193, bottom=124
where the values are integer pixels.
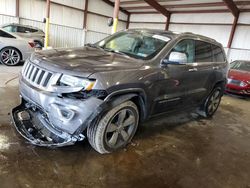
left=0, top=30, right=15, bottom=38
left=195, top=41, right=213, bottom=62
left=17, top=26, right=26, bottom=33
left=17, top=26, right=37, bottom=33
left=212, top=45, right=225, bottom=62
left=25, top=27, right=38, bottom=33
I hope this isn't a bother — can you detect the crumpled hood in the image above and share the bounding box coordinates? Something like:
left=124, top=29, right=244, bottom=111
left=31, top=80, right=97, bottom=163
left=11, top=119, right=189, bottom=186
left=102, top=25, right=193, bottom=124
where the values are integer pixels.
left=30, top=47, right=143, bottom=77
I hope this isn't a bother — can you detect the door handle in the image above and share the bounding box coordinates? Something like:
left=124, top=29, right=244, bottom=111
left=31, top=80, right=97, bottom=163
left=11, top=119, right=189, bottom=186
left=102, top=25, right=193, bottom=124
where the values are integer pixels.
left=213, top=66, right=219, bottom=70
left=188, top=68, right=197, bottom=72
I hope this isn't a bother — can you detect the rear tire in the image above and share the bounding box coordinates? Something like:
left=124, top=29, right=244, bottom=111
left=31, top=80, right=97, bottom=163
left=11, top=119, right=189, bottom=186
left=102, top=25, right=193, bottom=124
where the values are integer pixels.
left=87, top=100, right=139, bottom=154
left=0, top=47, right=22, bottom=66
left=198, top=86, right=223, bottom=118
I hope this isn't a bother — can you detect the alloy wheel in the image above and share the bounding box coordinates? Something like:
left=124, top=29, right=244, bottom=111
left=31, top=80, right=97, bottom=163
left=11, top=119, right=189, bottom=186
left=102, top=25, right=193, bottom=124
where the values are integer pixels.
left=105, top=108, right=136, bottom=149
left=1, top=48, right=21, bottom=66
left=207, top=90, right=221, bottom=115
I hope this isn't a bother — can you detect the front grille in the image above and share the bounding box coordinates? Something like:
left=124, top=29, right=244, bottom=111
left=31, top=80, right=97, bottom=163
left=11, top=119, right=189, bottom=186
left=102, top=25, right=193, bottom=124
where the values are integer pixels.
left=22, top=60, right=54, bottom=88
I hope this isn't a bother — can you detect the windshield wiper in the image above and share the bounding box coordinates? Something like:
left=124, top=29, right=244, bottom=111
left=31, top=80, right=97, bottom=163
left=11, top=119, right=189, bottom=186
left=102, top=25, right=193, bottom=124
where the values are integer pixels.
left=85, top=43, right=104, bottom=50
left=104, top=48, right=129, bottom=57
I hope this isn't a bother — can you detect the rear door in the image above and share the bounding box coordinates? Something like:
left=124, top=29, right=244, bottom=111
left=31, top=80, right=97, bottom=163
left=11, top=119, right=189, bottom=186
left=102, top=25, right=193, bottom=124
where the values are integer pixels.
left=185, top=40, right=215, bottom=106
left=211, top=44, right=227, bottom=84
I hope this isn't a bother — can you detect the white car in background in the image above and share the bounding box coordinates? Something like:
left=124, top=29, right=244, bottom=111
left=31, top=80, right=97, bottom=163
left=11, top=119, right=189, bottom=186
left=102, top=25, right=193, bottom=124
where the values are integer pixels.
left=1, top=23, right=45, bottom=48
left=0, top=28, right=35, bottom=66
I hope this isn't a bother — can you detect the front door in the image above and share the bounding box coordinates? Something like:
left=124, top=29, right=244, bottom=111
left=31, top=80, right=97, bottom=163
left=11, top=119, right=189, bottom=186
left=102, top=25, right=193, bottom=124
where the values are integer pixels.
left=152, top=39, right=196, bottom=115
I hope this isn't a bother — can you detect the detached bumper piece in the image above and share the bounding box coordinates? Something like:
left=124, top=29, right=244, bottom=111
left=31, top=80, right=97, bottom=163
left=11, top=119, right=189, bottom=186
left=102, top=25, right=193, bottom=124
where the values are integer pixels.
left=11, top=103, right=84, bottom=147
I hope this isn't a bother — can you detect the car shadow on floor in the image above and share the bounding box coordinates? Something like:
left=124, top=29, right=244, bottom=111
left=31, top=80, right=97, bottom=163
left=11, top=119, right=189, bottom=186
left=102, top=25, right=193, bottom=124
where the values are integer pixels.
left=136, top=109, right=204, bottom=141
left=224, top=92, right=250, bottom=101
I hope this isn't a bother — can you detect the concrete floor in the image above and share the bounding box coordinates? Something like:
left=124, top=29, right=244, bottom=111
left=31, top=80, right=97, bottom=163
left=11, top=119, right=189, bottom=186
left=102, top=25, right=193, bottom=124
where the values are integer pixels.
left=0, top=64, right=250, bottom=188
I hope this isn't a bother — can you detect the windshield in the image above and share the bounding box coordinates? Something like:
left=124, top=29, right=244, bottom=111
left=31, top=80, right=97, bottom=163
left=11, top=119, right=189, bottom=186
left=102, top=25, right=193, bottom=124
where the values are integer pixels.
left=96, top=31, right=171, bottom=60
left=230, top=61, right=250, bottom=72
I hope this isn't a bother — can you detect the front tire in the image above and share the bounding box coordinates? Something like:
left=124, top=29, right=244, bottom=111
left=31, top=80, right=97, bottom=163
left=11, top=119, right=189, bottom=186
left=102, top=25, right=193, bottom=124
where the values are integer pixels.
left=198, top=86, right=223, bottom=118
left=87, top=100, right=139, bottom=154
left=0, top=47, right=21, bottom=66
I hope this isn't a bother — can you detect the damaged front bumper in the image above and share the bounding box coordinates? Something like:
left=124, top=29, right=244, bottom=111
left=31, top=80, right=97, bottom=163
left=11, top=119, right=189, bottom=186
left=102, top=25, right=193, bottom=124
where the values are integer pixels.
left=12, top=101, right=83, bottom=147
left=11, top=76, right=106, bottom=147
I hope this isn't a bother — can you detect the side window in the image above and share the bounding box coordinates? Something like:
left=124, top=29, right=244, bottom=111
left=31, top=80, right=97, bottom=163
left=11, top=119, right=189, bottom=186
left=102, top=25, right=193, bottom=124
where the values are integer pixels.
left=170, top=39, right=195, bottom=63
left=17, top=26, right=27, bottom=33
left=212, top=45, right=225, bottom=62
left=3, top=25, right=17, bottom=32
left=195, top=41, right=213, bottom=62
left=27, top=28, right=38, bottom=33
left=23, top=27, right=37, bottom=33
left=3, top=26, right=13, bottom=32
left=0, top=30, right=15, bottom=38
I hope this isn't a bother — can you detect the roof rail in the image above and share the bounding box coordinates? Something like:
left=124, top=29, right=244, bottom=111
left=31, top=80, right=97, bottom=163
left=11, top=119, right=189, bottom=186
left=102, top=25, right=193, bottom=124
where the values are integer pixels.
left=180, top=32, right=217, bottom=42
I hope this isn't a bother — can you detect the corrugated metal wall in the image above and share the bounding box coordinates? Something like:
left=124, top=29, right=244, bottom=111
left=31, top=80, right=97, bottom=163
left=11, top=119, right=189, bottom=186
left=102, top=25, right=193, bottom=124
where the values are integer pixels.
left=0, top=14, right=18, bottom=25
left=228, top=12, right=250, bottom=61
left=130, top=12, right=250, bottom=62
left=19, top=0, right=85, bottom=47
left=130, top=14, right=165, bottom=30
left=0, top=0, right=16, bottom=16
left=0, top=0, right=127, bottom=48
left=86, top=0, right=127, bottom=44
left=169, top=13, right=233, bottom=48
left=1, top=0, right=249, bottom=62
left=0, top=0, right=18, bottom=24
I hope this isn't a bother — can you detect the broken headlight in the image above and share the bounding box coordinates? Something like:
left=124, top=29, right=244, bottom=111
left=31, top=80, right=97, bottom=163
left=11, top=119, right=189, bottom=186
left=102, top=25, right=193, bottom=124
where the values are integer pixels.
left=60, top=75, right=95, bottom=91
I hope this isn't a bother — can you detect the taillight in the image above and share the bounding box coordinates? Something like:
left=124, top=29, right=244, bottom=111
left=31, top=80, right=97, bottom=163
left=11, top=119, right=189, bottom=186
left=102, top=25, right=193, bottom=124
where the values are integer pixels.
left=28, top=41, right=35, bottom=48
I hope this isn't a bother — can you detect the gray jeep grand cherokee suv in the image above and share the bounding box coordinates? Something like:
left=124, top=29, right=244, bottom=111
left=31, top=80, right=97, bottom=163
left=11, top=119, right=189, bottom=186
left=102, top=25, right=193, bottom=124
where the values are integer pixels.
left=12, top=29, right=228, bottom=154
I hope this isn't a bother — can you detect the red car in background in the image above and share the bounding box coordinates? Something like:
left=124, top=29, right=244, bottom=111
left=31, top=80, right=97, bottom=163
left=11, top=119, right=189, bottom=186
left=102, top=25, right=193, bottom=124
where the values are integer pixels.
left=226, top=61, right=250, bottom=96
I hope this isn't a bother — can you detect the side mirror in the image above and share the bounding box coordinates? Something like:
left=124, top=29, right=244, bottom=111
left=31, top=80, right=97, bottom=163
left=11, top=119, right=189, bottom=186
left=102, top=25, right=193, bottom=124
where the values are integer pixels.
left=162, top=51, right=188, bottom=65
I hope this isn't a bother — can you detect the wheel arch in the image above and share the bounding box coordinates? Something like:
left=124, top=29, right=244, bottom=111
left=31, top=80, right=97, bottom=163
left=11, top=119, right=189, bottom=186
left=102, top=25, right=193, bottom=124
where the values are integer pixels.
left=204, top=79, right=226, bottom=103
left=104, top=88, right=148, bottom=122
left=213, top=79, right=226, bottom=92
left=0, top=46, right=23, bottom=60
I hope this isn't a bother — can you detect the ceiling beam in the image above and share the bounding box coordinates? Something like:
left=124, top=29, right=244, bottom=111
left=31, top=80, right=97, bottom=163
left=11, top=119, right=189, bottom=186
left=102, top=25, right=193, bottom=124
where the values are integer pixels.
left=144, top=0, right=170, bottom=17
left=102, top=0, right=130, bottom=15
left=222, top=0, right=239, bottom=17
left=125, top=2, right=226, bottom=10
left=124, top=1, right=250, bottom=11
left=130, top=9, right=231, bottom=14
left=121, top=0, right=181, bottom=5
